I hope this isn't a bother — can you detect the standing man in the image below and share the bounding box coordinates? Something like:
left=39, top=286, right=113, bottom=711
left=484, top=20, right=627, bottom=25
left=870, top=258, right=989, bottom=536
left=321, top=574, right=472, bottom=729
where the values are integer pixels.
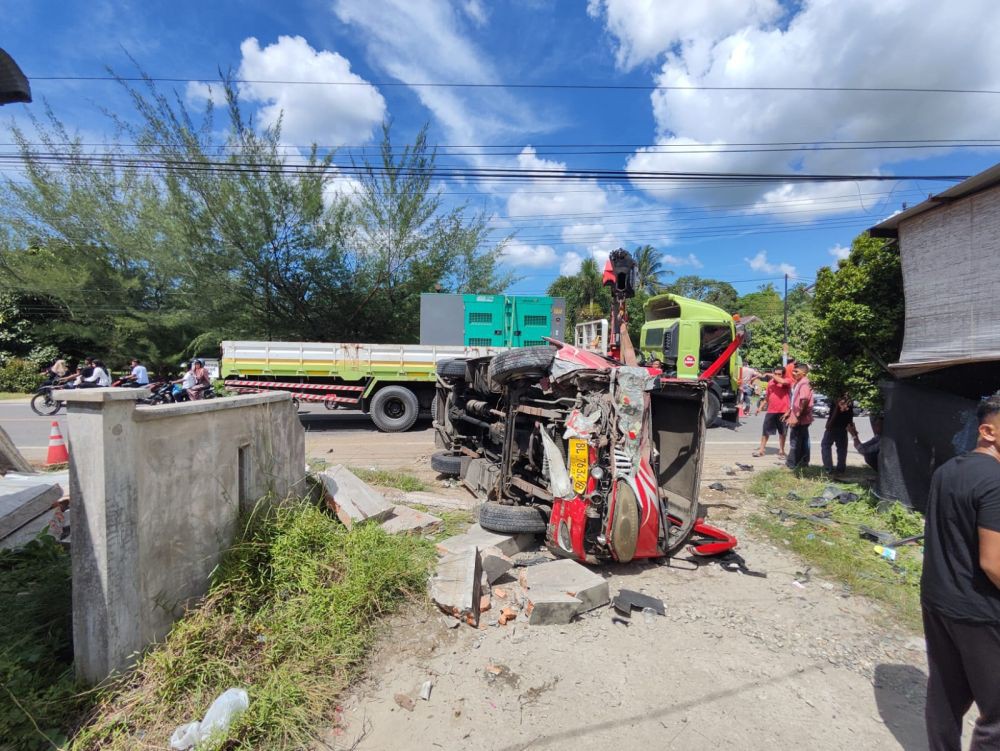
left=752, top=365, right=791, bottom=458
left=784, top=362, right=814, bottom=469
left=921, top=395, right=1000, bottom=750
left=821, top=394, right=854, bottom=475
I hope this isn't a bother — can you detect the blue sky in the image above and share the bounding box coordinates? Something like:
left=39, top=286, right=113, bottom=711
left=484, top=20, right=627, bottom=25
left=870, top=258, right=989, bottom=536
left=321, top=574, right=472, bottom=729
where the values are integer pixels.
left=4, top=0, right=1000, bottom=298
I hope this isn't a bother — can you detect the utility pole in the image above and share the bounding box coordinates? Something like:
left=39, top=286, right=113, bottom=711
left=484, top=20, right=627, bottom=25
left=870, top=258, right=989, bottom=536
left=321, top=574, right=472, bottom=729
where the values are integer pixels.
left=782, top=273, right=789, bottom=366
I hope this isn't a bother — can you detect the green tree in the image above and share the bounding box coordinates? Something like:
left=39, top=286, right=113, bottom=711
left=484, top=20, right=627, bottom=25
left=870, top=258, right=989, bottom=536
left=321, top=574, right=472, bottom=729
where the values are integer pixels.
left=737, top=283, right=783, bottom=320
left=663, top=275, right=739, bottom=311
left=632, top=244, right=669, bottom=293
left=809, top=233, right=904, bottom=410
left=742, top=309, right=815, bottom=370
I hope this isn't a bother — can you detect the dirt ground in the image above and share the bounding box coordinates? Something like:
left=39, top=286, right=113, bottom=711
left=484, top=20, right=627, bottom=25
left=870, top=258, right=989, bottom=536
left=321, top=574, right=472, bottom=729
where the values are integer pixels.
left=304, top=414, right=947, bottom=751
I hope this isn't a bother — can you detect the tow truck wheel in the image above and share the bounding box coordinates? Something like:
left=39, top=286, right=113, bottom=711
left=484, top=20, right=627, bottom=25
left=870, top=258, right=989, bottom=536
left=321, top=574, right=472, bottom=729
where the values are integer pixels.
left=488, top=346, right=555, bottom=387
left=370, top=385, right=420, bottom=432
left=436, top=359, right=467, bottom=379
left=705, top=392, right=721, bottom=427
left=478, top=501, right=548, bottom=534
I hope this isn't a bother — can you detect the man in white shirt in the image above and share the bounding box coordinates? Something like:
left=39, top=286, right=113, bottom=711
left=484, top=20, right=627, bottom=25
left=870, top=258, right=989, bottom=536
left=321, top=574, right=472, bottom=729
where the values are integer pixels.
left=124, top=358, right=150, bottom=386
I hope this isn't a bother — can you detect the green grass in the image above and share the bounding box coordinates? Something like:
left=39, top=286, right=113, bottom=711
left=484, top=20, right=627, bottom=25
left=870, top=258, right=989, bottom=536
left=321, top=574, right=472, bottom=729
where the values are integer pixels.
left=0, top=392, right=28, bottom=400
left=0, top=534, right=83, bottom=751
left=70, top=499, right=435, bottom=750
left=348, top=467, right=428, bottom=493
left=747, top=468, right=925, bottom=631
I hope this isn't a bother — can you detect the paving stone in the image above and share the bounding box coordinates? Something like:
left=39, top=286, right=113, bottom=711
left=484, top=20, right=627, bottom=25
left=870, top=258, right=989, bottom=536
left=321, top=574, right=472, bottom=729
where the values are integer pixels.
left=435, top=524, right=535, bottom=558
left=379, top=505, right=442, bottom=535
left=320, top=465, right=394, bottom=529
left=429, top=547, right=482, bottom=626
left=527, top=592, right=583, bottom=625
left=401, top=491, right=477, bottom=511
left=523, top=558, right=610, bottom=613
left=480, top=545, right=514, bottom=584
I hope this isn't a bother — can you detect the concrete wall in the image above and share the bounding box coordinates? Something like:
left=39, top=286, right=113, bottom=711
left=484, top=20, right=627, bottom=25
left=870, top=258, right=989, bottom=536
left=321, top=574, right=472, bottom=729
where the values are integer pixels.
left=57, top=389, right=305, bottom=684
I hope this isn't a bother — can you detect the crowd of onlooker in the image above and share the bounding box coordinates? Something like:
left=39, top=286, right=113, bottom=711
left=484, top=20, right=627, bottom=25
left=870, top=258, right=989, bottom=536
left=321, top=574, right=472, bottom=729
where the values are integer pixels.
left=42, top=358, right=214, bottom=400
left=745, top=358, right=880, bottom=474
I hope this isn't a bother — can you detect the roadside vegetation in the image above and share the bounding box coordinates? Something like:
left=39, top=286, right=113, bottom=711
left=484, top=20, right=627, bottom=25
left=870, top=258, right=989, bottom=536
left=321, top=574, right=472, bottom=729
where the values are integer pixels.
left=747, top=468, right=925, bottom=630
left=0, top=534, right=80, bottom=751
left=69, top=499, right=434, bottom=750
left=349, top=467, right=428, bottom=493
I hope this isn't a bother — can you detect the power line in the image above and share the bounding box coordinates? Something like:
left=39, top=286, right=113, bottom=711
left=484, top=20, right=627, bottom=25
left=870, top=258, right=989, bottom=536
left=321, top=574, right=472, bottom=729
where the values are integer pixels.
left=29, top=75, right=1000, bottom=96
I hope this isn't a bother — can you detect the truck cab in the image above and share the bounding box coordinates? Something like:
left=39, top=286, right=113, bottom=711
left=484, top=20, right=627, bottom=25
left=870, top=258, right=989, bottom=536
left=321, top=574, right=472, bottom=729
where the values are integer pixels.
left=639, top=293, right=741, bottom=424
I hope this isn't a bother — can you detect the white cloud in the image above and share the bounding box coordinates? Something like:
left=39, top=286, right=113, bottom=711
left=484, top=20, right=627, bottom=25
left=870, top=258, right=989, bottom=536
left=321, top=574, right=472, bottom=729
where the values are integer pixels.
left=501, top=241, right=558, bottom=267
left=588, top=0, right=781, bottom=69
left=559, top=251, right=585, bottom=275
left=333, top=0, right=542, bottom=149
left=829, top=244, right=851, bottom=261
left=462, top=0, right=488, bottom=25
left=185, top=81, right=227, bottom=107
left=745, top=250, right=796, bottom=277
left=608, top=0, right=1000, bottom=210
left=235, top=36, right=385, bottom=146
left=662, top=253, right=703, bottom=269
left=507, top=147, right=609, bottom=217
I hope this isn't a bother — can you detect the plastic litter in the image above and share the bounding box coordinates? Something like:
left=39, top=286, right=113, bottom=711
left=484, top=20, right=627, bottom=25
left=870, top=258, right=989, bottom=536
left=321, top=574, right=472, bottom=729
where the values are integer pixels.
left=641, top=607, right=658, bottom=624
left=539, top=429, right=573, bottom=499
left=562, top=409, right=600, bottom=440
left=420, top=680, right=433, bottom=701
left=708, top=482, right=726, bottom=491
left=874, top=545, right=898, bottom=561
left=169, top=688, right=249, bottom=750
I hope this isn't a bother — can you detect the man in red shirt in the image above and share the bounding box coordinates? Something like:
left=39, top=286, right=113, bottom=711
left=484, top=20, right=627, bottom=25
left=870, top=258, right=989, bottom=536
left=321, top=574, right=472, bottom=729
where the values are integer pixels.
left=784, top=362, right=814, bottom=469
left=753, top=365, right=791, bottom=458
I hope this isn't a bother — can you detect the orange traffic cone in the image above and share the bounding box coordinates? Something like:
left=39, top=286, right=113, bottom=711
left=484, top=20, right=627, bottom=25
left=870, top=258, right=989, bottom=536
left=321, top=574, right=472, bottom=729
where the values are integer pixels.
left=46, top=421, right=69, bottom=466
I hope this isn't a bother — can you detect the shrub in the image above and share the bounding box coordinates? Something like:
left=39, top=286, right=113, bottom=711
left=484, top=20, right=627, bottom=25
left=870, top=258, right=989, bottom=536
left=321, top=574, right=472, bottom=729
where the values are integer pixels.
left=0, top=358, right=43, bottom=393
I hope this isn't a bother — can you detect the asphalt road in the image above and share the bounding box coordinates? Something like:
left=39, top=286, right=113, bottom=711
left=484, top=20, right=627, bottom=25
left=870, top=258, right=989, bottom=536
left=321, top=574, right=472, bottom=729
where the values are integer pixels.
left=1, top=397, right=872, bottom=465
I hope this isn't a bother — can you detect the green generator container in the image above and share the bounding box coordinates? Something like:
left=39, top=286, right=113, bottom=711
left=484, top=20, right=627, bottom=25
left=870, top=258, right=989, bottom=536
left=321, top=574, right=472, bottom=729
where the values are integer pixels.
left=420, top=294, right=566, bottom=347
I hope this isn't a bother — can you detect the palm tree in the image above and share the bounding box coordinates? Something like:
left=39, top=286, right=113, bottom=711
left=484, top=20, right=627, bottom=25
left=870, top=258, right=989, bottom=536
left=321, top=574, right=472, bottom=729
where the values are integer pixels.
left=633, top=244, right=671, bottom=293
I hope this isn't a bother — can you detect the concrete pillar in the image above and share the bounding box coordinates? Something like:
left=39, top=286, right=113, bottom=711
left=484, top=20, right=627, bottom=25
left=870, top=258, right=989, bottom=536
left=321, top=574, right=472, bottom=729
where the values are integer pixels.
left=55, top=388, right=145, bottom=684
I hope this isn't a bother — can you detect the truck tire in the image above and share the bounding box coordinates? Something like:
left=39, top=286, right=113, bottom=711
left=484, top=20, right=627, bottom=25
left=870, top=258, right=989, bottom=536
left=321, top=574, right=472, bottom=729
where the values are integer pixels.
left=478, top=501, right=548, bottom=534
left=488, top=346, right=555, bottom=387
left=705, top=391, right=721, bottom=427
left=370, top=385, right=420, bottom=432
left=436, top=359, right=467, bottom=379
left=431, top=450, right=468, bottom=476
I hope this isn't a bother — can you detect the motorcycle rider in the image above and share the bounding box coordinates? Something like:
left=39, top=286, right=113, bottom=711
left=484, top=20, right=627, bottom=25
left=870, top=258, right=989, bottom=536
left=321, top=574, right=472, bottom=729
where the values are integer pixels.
left=121, top=358, right=150, bottom=387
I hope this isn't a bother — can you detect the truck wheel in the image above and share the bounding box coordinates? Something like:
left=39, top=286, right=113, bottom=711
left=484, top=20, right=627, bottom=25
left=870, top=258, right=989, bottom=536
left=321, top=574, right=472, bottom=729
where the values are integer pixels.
left=488, top=346, right=555, bottom=387
left=370, top=386, right=420, bottom=432
left=478, top=501, right=547, bottom=534
left=705, top=392, right=721, bottom=427
left=431, top=450, right=468, bottom=476
left=436, top=359, right=467, bottom=379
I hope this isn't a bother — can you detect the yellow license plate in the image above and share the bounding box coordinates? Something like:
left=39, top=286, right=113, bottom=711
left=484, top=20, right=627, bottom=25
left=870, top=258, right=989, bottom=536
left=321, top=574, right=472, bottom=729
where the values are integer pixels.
left=568, top=439, right=589, bottom=495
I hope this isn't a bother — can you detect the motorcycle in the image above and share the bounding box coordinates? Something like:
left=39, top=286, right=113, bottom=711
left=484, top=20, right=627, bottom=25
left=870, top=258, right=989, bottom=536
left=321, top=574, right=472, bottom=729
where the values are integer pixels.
left=30, top=381, right=69, bottom=416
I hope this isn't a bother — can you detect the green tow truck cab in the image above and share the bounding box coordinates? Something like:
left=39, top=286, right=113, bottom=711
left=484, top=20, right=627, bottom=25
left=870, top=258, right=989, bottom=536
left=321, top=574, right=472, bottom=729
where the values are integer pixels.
left=640, top=293, right=742, bottom=424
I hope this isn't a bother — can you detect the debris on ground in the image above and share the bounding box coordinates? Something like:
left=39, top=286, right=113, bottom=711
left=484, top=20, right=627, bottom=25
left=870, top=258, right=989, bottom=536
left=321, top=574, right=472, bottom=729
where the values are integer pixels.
left=708, top=482, right=726, bottom=491
left=419, top=681, right=433, bottom=701
left=394, top=693, right=415, bottom=712
left=735, top=462, right=754, bottom=472
left=522, top=558, right=610, bottom=624
left=713, top=551, right=768, bottom=578
left=858, top=525, right=894, bottom=545
left=435, top=524, right=533, bottom=558
left=0, top=470, right=68, bottom=550
left=320, top=465, right=394, bottom=529
left=379, top=505, right=442, bottom=535
left=526, top=592, right=582, bottom=625
left=723, top=465, right=737, bottom=476
left=170, top=688, right=249, bottom=750
left=429, top=548, right=482, bottom=626
left=611, top=588, right=665, bottom=616
left=480, top=546, right=514, bottom=583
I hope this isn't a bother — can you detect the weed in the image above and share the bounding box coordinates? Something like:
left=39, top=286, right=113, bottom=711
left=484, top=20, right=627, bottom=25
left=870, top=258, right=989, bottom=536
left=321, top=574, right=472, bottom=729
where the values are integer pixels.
left=748, top=469, right=925, bottom=631
left=0, top=534, right=82, bottom=751
left=70, top=499, right=435, bottom=750
left=349, top=467, right=428, bottom=493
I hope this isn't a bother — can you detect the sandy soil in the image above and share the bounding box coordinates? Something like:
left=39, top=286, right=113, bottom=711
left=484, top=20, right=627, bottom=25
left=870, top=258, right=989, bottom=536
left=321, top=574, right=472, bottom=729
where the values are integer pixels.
left=300, top=412, right=947, bottom=751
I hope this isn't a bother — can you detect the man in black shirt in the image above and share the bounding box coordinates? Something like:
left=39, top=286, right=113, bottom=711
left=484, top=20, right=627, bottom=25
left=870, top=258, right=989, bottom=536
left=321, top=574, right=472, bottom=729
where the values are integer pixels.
left=921, top=394, right=1000, bottom=750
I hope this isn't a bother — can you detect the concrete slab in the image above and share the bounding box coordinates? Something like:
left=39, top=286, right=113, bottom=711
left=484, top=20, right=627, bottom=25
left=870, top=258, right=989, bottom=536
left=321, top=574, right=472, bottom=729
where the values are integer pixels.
left=380, top=505, right=442, bottom=536
left=429, top=548, right=482, bottom=626
left=0, top=471, right=66, bottom=543
left=401, top=491, right=477, bottom=511
left=480, top=546, right=514, bottom=584
left=527, top=592, right=583, bottom=625
left=523, top=558, right=610, bottom=613
left=320, top=465, right=394, bottom=529
left=435, top=524, right=535, bottom=558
